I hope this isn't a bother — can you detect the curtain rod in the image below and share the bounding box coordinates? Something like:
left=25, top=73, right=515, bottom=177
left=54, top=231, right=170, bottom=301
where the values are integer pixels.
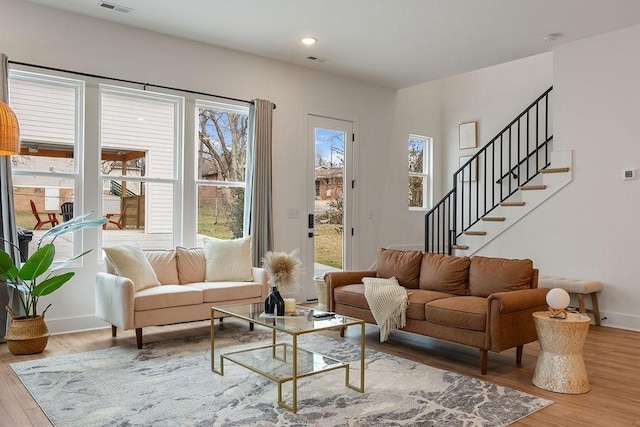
left=8, top=60, right=276, bottom=109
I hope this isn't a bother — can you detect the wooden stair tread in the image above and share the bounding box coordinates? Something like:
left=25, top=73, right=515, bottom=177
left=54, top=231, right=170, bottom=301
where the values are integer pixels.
left=464, top=231, right=487, bottom=236
left=500, top=201, right=525, bottom=207
left=519, top=185, right=547, bottom=190
left=482, top=216, right=505, bottom=222
left=541, top=167, right=570, bottom=174
left=452, top=245, right=469, bottom=250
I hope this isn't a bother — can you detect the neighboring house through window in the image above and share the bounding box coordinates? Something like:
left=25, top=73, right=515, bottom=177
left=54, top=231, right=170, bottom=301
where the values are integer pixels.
left=8, top=70, right=83, bottom=261
left=99, top=85, right=182, bottom=249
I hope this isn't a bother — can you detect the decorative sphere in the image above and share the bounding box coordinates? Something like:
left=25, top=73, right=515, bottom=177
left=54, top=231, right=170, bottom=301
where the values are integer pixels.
left=546, top=288, right=570, bottom=310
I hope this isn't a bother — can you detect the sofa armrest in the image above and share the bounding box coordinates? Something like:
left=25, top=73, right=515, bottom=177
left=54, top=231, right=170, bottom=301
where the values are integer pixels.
left=251, top=267, right=269, bottom=299
left=486, top=287, right=550, bottom=352
left=488, top=287, right=550, bottom=314
left=324, top=270, right=376, bottom=311
left=95, top=272, right=135, bottom=330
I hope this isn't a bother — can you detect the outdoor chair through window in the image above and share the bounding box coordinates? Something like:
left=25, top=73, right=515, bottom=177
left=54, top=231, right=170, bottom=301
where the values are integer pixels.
left=60, top=202, right=74, bottom=222
left=30, top=200, right=59, bottom=230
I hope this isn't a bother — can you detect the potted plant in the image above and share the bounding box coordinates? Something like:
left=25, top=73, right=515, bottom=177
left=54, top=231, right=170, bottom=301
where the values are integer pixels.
left=0, top=211, right=107, bottom=355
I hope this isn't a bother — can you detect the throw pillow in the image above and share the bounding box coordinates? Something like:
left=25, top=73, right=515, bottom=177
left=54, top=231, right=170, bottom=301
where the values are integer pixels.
left=175, top=247, right=206, bottom=284
left=468, top=256, right=533, bottom=297
left=419, top=253, right=470, bottom=295
left=103, top=242, right=161, bottom=292
left=144, top=249, right=179, bottom=285
left=376, top=248, right=422, bottom=289
left=204, top=236, right=254, bottom=282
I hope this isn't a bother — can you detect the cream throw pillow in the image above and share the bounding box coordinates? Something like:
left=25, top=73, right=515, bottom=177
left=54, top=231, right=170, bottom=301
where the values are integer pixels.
left=204, top=237, right=253, bottom=282
left=103, top=242, right=161, bottom=292
left=144, top=249, right=179, bottom=285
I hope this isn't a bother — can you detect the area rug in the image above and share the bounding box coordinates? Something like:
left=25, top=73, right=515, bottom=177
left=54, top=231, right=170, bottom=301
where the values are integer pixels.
left=11, top=325, right=552, bottom=426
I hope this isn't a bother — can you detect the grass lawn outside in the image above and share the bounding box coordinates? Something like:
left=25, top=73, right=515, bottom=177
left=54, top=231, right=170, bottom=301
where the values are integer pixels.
left=314, top=223, right=342, bottom=269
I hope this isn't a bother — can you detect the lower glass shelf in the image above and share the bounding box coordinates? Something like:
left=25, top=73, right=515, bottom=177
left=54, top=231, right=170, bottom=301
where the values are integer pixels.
left=221, top=343, right=346, bottom=382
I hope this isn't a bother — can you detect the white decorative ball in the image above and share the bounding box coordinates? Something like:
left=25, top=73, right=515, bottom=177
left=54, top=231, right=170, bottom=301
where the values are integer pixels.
left=546, top=288, right=570, bottom=310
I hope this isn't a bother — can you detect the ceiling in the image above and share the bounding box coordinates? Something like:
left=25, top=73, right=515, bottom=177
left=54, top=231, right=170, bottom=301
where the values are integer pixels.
left=22, top=0, right=640, bottom=89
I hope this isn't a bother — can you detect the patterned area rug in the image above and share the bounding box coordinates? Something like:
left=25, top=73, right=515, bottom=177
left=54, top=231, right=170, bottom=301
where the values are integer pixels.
left=11, top=325, right=552, bottom=426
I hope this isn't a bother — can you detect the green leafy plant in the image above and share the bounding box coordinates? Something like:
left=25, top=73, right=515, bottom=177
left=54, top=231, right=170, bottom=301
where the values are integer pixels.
left=0, top=211, right=107, bottom=318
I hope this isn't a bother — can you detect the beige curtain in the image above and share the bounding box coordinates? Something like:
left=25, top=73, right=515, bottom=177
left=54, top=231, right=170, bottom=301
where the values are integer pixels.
left=0, top=53, right=21, bottom=341
left=245, top=99, right=274, bottom=266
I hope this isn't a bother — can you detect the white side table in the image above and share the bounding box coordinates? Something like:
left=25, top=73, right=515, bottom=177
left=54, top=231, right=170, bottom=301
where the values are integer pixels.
left=532, top=311, right=591, bottom=394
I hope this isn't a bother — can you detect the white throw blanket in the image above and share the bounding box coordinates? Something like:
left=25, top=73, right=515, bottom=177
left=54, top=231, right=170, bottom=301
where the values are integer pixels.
left=363, top=277, right=408, bottom=342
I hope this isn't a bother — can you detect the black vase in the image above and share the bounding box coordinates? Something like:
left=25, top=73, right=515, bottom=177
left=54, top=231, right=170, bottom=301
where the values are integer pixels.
left=264, top=286, right=285, bottom=316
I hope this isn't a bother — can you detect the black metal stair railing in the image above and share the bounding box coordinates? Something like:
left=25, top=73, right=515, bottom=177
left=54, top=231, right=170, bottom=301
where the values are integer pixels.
left=425, top=86, right=553, bottom=254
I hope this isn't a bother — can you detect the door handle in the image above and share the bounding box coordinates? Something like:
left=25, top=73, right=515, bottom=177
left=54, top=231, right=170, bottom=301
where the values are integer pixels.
left=308, top=214, right=314, bottom=229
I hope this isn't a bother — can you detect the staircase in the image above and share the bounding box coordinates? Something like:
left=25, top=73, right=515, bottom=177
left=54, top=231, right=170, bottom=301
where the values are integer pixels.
left=425, top=86, right=573, bottom=255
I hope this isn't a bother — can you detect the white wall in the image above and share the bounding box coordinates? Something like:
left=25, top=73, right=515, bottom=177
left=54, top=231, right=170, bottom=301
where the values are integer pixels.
left=440, top=53, right=554, bottom=181
left=388, top=54, right=553, bottom=251
left=385, top=80, right=443, bottom=249
left=474, top=26, right=640, bottom=331
left=0, top=0, right=397, bottom=333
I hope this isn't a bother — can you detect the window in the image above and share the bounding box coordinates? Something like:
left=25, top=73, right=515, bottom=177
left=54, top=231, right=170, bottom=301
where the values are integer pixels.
left=196, top=101, right=249, bottom=242
left=100, top=85, right=182, bottom=249
left=9, top=70, right=84, bottom=261
left=408, top=135, right=432, bottom=209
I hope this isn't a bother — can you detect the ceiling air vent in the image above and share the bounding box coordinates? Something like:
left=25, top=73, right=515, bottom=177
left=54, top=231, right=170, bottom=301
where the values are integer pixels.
left=99, top=2, right=132, bottom=13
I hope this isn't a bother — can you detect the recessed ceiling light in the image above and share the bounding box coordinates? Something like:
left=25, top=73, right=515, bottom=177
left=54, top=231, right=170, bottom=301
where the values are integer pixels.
left=301, top=37, right=317, bottom=46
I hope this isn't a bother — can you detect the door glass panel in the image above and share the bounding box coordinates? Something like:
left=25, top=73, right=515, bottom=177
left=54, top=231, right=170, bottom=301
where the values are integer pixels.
left=314, top=127, right=345, bottom=273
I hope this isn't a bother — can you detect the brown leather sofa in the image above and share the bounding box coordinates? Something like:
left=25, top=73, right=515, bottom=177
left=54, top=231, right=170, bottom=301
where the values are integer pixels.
left=325, top=248, right=549, bottom=374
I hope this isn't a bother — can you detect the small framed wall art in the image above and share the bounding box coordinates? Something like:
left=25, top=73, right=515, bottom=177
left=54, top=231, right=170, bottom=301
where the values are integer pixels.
left=459, top=155, right=477, bottom=182
left=459, top=121, right=477, bottom=149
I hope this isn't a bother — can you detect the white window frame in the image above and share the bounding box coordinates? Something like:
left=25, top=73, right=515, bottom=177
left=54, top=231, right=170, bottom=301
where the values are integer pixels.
left=9, top=70, right=85, bottom=259
left=194, top=100, right=251, bottom=239
left=408, top=134, right=433, bottom=210
left=98, top=85, right=184, bottom=244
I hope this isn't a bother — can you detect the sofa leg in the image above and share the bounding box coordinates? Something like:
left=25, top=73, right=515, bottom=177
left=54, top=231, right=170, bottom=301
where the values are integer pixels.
left=136, top=328, right=143, bottom=349
left=516, top=345, right=523, bottom=365
left=111, top=325, right=117, bottom=337
left=339, top=327, right=346, bottom=337
left=480, top=349, right=488, bottom=374
left=249, top=322, right=254, bottom=331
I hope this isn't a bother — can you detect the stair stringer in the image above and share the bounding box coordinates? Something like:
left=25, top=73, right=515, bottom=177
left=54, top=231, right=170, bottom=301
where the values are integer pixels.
left=453, top=149, right=573, bottom=256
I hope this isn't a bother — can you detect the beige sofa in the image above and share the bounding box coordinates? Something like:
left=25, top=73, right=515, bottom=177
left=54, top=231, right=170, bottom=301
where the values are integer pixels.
left=326, top=248, right=549, bottom=374
left=96, top=245, right=269, bottom=348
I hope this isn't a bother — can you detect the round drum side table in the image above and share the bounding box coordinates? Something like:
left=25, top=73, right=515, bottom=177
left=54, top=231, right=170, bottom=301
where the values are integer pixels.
left=532, top=311, right=591, bottom=394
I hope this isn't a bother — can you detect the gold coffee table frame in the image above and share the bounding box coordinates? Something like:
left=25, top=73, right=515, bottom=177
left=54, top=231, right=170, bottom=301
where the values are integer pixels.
left=211, top=303, right=365, bottom=413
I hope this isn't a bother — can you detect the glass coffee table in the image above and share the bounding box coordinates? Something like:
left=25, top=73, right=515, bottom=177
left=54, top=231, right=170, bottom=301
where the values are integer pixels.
left=211, top=302, right=365, bottom=413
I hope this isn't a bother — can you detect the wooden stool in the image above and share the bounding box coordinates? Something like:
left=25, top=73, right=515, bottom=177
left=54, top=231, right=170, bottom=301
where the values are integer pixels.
left=539, top=276, right=603, bottom=326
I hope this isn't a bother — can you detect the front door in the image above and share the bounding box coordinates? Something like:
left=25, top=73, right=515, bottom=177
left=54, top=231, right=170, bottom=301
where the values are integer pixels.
left=303, top=114, right=354, bottom=301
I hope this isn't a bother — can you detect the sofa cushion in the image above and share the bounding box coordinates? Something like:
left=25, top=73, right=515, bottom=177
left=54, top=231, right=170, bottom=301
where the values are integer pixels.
left=144, top=249, right=179, bottom=285
left=419, top=253, right=470, bottom=295
left=333, top=284, right=369, bottom=310
left=204, top=237, right=254, bottom=282
left=376, top=248, right=422, bottom=289
left=468, top=256, right=534, bottom=297
left=175, top=247, right=206, bottom=284
left=134, top=285, right=203, bottom=311
left=187, top=281, right=263, bottom=303
left=103, top=242, right=160, bottom=292
left=406, top=289, right=457, bottom=321
left=425, top=296, right=487, bottom=332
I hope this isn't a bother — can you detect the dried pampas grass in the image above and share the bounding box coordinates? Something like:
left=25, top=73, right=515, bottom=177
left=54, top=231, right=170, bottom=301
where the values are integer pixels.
left=262, top=249, right=302, bottom=293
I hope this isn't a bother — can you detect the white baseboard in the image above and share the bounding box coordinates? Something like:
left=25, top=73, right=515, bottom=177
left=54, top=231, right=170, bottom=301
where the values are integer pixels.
left=46, top=315, right=110, bottom=335
left=597, top=310, right=640, bottom=332
left=42, top=309, right=640, bottom=336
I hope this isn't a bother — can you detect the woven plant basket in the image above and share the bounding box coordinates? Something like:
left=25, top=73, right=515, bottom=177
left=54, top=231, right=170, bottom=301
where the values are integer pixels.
left=5, top=309, right=50, bottom=355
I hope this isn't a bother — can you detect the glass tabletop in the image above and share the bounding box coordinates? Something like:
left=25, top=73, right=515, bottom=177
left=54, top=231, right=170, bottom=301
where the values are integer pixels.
left=213, top=302, right=363, bottom=334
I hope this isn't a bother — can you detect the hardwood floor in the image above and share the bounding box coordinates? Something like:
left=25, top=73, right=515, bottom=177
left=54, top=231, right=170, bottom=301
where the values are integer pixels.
left=2, top=320, right=640, bottom=426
